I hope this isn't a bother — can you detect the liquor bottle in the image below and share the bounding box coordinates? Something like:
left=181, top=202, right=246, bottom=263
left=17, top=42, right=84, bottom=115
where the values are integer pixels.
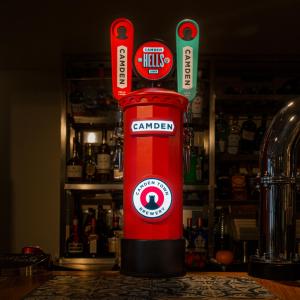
left=87, top=216, right=99, bottom=257
left=113, top=138, right=123, bottom=181
left=108, top=214, right=121, bottom=254
left=216, top=169, right=232, bottom=200
left=194, top=217, right=207, bottom=253
left=214, top=207, right=233, bottom=253
left=69, top=83, right=85, bottom=116
left=84, top=143, right=96, bottom=182
left=184, top=146, right=197, bottom=184
left=96, top=129, right=111, bottom=182
left=66, top=215, right=84, bottom=257
left=231, top=166, right=247, bottom=201
left=184, top=218, right=195, bottom=250
left=239, top=115, right=257, bottom=154
left=227, top=116, right=241, bottom=155
left=66, top=137, right=83, bottom=182
left=83, top=208, right=96, bottom=245
left=195, top=147, right=204, bottom=183
left=97, top=205, right=109, bottom=256
left=215, top=112, right=228, bottom=153
left=254, top=115, right=267, bottom=154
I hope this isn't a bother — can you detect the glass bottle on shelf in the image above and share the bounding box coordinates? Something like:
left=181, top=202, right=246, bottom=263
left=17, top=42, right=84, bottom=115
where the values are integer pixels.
left=184, top=146, right=197, bottom=184
left=66, top=137, right=83, bottom=182
left=227, top=116, right=241, bottom=155
left=113, top=138, right=123, bottom=181
left=216, top=112, right=228, bottom=153
left=96, top=129, right=111, bottom=182
left=108, top=214, right=121, bottom=255
left=87, top=216, right=99, bottom=257
left=231, top=165, right=248, bottom=201
left=97, top=205, right=109, bottom=256
left=66, top=215, right=84, bottom=257
left=195, top=147, right=204, bottom=183
left=84, top=143, right=96, bottom=182
left=194, top=217, right=207, bottom=254
left=254, top=115, right=268, bottom=154
left=214, top=206, right=234, bottom=253
left=184, top=218, right=195, bottom=250
left=69, top=82, right=85, bottom=116
left=239, top=115, right=257, bottom=154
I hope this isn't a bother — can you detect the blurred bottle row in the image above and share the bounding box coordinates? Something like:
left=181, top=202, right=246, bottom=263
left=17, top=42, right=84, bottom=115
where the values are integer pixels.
left=216, top=113, right=268, bottom=155
left=66, top=128, right=123, bottom=183
left=65, top=202, right=123, bottom=259
left=216, top=164, right=259, bottom=201
left=224, top=77, right=300, bottom=95
left=183, top=217, right=208, bottom=269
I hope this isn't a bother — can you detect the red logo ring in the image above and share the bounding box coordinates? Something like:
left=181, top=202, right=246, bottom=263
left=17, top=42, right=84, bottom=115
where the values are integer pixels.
left=140, top=186, right=164, bottom=208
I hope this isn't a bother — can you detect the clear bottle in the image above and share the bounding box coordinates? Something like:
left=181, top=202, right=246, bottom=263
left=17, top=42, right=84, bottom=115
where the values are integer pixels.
left=214, top=207, right=234, bottom=253
left=216, top=112, right=228, bottom=153
left=96, top=129, right=111, bottom=182
left=184, top=146, right=197, bottom=184
left=66, top=215, right=84, bottom=257
left=239, top=115, right=257, bottom=154
left=185, top=218, right=195, bottom=250
left=113, top=138, right=123, bottom=181
left=227, top=116, right=241, bottom=155
left=66, top=137, right=83, bottom=182
left=87, top=216, right=99, bottom=258
left=254, top=115, right=267, bottom=154
left=195, top=147, right=204, bottom=183
left=97, top=205, right=109, bottom=256
left=84, top=143, right=96, bottom=182
left=194, top=217, right=207, bottom=253
left=108, top=214, right=121, bottom=254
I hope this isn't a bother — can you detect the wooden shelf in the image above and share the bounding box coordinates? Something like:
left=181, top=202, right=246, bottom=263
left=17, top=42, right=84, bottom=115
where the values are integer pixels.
left=64, top=183, right=123, bottom=190
left=64, top=183, right=210, bottom=192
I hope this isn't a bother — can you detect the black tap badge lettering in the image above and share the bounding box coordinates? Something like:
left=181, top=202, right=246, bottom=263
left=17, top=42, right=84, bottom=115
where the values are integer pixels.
left=133, top=178, right=172, bottom=219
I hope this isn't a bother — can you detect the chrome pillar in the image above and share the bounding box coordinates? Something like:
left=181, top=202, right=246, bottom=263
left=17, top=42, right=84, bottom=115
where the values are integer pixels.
left=249, top=99, right=300, bottom=280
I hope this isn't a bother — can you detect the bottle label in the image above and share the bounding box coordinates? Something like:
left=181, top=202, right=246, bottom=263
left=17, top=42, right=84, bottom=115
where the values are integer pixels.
left=108, top=237, right=117, bottom=253
left=67, top=165, right=82, bottom=178
left=113, top=169, right=123, bottom=180
left=218, top=140, right=226, bottom=152
left=68, top=241, right=83, bottom=254
left=97, top=154, right=111, bottom=173
left=228, top=134, right=240, bottom=147
left=86, top=164, right=96, bottom=176
left=89, top=235, right=98, bottom=254
left=232, top=175, right=246, bottom=191
left=227, top=146, right=238, bottom=155
left=242, top=130, right=255, bottom=141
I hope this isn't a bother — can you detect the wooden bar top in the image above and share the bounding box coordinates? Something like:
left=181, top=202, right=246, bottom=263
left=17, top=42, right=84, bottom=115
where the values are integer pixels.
left=1, top=271, right=300, bottom=300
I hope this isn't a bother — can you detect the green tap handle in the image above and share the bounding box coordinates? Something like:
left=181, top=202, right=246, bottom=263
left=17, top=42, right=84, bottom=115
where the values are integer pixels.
left=176, top=19, right=200, bottom=102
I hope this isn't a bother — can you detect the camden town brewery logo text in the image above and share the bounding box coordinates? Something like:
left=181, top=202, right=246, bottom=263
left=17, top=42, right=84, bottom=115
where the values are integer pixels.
left=133, top=178, right=172, bottom=219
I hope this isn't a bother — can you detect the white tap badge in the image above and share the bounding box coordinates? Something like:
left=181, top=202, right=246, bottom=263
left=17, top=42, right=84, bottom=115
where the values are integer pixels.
left=117, top=45, right=127, bottom=88
left=182, top=46, right=193, bottom=89
left=133, top=178, right=172, bottom=219
left=131, top=120, right=175, bottom=135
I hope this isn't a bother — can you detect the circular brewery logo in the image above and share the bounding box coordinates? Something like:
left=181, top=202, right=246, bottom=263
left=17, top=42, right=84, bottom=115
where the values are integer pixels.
left=132, top=178, right=172, bottom=219
left=134, top=40, right=174, bottom=81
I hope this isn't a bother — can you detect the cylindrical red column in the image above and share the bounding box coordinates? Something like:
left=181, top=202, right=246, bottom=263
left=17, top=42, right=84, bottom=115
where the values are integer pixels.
left=119, top=88, right=188, bottom=277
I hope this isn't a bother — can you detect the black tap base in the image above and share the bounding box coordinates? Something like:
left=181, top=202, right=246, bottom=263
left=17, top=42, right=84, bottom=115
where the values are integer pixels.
left=248, top=258, right=300, bottom=280
left=120, top=238, right=186, bottom=277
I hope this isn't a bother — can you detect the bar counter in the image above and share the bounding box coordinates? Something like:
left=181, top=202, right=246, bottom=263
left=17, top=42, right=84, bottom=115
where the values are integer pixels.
left=1, top=271, right=300, bottom=300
